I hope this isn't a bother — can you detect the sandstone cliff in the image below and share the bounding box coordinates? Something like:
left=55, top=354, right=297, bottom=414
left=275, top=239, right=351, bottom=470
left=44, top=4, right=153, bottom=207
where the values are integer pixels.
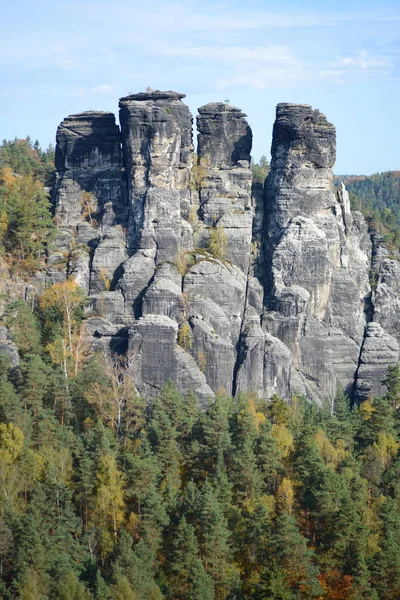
left=49, top=91, right=400, bottom=405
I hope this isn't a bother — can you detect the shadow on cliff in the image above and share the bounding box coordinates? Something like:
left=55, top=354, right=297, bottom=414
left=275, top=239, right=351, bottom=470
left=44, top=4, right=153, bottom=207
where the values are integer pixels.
left=231, top=127, right=252, bottom=164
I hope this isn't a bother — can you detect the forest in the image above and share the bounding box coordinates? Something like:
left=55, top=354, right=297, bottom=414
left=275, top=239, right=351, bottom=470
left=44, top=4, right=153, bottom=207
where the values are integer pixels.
left=0, top=139, right=400, bottom=599
left=335, top=172, right=400, bottom=251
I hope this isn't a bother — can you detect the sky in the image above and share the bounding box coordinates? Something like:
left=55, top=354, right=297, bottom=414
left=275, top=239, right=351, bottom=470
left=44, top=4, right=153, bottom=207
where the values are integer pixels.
left=0, top=0, right=399, bottom=174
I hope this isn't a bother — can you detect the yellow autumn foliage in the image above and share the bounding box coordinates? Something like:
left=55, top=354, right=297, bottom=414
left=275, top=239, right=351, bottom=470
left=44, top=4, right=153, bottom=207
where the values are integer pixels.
left=237, top=396, right=266, bottom=435
left=94, top=455, right=126, bottom=541
left=276, top=477, right=294, bottom=514
left=40, top=279, right=88, bottom=377
left=260, top=494, right=276, bottom=514
left=315, top=429, right=347, bottom=471
left=271, top=423, right=294, bottom=458
left=1, top=166, right=16, bottom=188
left=0, top=210, right=8, bottom=241
left=373, top=432, right=398, bottom=469
left=358, top=397, right=375, bottom=421
left=0, top=423, right=24, bottom=464
left=177, top=321, right=193, bottom=351
left=246, top=397, right=266, bottom=433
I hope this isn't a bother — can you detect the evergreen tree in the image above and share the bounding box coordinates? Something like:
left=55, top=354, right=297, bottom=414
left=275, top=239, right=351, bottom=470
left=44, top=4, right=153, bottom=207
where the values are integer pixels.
left=197, top=480, right=239, bottom=599
left=0, top=167, right=53, bottom=274
left=166, top=517, right=213, bottom=600
left=370, top=497, right=400, bottom=599
left=269, top=512, right=322, bottom=598
left=112, top=532, right=162, bottom=600
left=57, top=572, right=90, bottom=600
left=92, top=569, right=110, bottom=600
left=3, top=299, right=42, bottom=356
left=109, top=575, right=136, bottom=600
left=0, top=354, right=23, bottom=425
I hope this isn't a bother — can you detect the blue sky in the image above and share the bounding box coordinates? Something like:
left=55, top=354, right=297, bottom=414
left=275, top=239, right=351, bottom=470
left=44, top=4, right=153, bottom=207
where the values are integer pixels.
left=1, top=0, right=399, bottom=174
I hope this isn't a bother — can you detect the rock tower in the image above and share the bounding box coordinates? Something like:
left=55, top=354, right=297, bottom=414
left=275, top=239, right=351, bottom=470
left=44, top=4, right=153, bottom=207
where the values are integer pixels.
left=48, top=91, right=400, bottom=405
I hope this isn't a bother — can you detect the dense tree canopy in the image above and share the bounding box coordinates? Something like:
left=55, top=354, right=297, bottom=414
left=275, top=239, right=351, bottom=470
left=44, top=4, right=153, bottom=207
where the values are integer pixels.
left=0, top=138, right=399, bottom=598
left=335, top=172, right=400, bottom=252
left=0, top=138, right=55, bottom=186
left=0, top=138, right=55, bottom=276
left=0, top=290, right=400, bottom=600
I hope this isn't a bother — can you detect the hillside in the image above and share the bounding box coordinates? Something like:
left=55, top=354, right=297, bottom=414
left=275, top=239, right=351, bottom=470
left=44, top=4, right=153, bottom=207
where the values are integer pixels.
left=337, top=172, right=400, bottom=216
left=1, top=95, right=400, bottom=598
left=335, top=172, right=400, bottom=250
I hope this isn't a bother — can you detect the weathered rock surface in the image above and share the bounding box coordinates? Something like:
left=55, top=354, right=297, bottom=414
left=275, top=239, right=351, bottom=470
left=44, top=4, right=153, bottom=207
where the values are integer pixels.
left=129, top=315, right=213, bottom=408
left=0, top=326, right=20, bottom=367
left=50, top=110, right=129, bottom=318
left=373, top=259, right=400, bottom=341
left=355, top=323, right=399, bottom=401
left=261, top=103, right=372, bottom=402
left=196, top=103, right=253, bottom=272
left=119, top=90, right=193, bottom=258
left=48, top=92, right=400, bottom=406
left=54, top=111, right=127, bottom=233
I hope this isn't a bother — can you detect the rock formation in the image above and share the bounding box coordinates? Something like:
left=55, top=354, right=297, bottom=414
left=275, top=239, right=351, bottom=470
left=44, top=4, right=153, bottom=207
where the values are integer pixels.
left=0, top=326, right=19, bottom=367
left=262, top=104, right=372, bottom=401
left=49, top=91, right=400, bottom=405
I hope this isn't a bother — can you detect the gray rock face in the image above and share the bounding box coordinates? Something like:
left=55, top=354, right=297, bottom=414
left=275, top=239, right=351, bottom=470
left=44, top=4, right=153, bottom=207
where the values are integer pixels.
left=129, top=315, right=213, bottom=408
left=353, top=257, right=400, bottom=400
left=119, top=90, right=193, bottom=258
left=90, top=227, right=128, bottom=294
left=196, top=103, right=253, bottom=272
left=0, top=326, right=20, bottom=367
left=49, top=91, right=400, bottom=406
left=52, top=110, right=128, bottom=300
left=263, top=103, right=371, bottom=401
left=373, top=259, right=400, bottom=340
left=197, top=103, right=252, bottom=169
left=54, top=111, right=127, bottom=231
left=355, top=323, right=399, bottom=401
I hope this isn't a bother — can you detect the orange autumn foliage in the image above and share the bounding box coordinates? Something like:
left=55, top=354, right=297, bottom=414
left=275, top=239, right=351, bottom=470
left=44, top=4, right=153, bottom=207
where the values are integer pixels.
left=318, top=570, right=353, bottom=600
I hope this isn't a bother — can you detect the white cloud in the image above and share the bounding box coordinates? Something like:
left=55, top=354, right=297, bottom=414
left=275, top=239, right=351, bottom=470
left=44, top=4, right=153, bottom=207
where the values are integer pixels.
left=333, top=50, right=390, bottom=70
left=69, top=84, right=114, bottom=98
left=92, top=84, right=114, bottom=94
left=165, top=44, right=296, bottom=64
left=59, top=59, right=75, bottom=71
left=156, top=42, right=303, bottom=89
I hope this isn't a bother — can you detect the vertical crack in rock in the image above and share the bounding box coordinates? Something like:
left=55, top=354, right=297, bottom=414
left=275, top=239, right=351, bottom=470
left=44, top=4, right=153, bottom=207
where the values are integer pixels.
left=49, top=93, right=400, bottom=406
left=183, top=103, right=254, bottom=396
left=262, top=103, right=372, bottom=402
left=119, top=90, right=193, bottom=258
left=118, top=91, right=215, bottom=402
left=117, top=90, right=194, bottom=322
left=354, top=226, right=400, bottom=402
left=52, top=110, right=128, bottom=299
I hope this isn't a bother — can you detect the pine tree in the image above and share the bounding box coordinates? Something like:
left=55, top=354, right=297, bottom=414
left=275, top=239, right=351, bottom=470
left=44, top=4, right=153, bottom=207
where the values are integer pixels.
left=269, top=512, right=322, bottom=598
left=230, top=394, right=262, bottom=505
left=148, top=393, right=182, bottom=511
left=19, top=355, right=52, bottom=424
left=255, top=418, right=283, bottom=494
left=0, top=167, right=53, bottom=274
left=109, top=575, right=136, bottom=600
left=93, top=569, right=110, bottom=600
left=57, top=572, right=90, bottom=600
left=370, top=497, right=400, bottom=599
left=112, top=532, right=162, bottom=600
left=167, top=517, right=213, bottom=600
left=197, top=480, right=239, bottom=599
left=0, top=355, right=22, bottom=425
